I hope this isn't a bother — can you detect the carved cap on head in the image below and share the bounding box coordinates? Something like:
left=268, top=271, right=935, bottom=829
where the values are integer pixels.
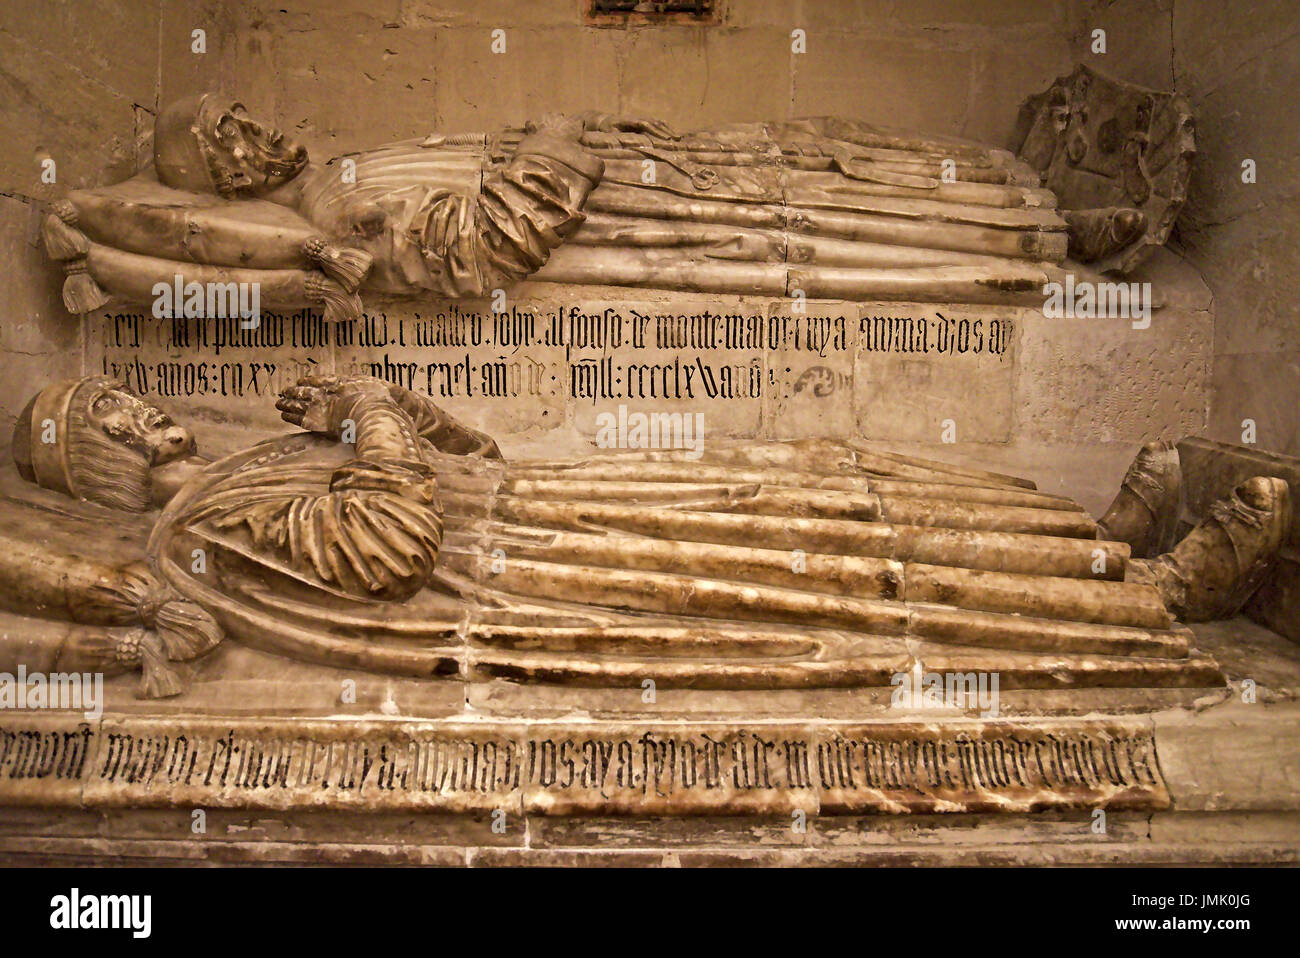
left=153, top=94, right=220, bottom=194
left=12, top=378, right=83, bottom=495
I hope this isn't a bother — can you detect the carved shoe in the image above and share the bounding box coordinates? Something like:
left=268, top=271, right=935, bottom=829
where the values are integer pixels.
left=1098, top=441, right=1181, bottom=558
left=1064, top=207, right=1147, bottom=262
left=1144, top=476, right=1291, bottom=621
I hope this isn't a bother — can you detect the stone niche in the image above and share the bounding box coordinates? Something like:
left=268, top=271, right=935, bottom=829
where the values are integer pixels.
left=1, top=0, right=1297, bottom=869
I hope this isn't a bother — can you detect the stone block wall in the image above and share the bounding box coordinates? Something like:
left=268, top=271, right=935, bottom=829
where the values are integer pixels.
left=1075, top=0, right=1300, bottom=457
left=195, top=0, right=1082, bottom=161
left=0, top=0, right=233, bottom=436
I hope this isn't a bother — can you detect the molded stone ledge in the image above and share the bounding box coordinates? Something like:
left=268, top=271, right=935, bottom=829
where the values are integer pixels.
left=1, top=690, right=1295, bottom=864
left=0, top=807, right=1296, bottom=866
left=0, top=714, right=1170, bottom=816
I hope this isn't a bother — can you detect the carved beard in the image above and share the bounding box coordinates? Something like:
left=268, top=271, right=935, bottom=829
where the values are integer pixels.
left=205, top=135, right=308, bottom=197
left=66, top=404, right=153, bottom=513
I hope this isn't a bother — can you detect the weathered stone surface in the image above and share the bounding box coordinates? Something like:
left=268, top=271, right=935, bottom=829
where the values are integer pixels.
left=0, top=0, right=1297, bottom=869
left=1245, top=552, right=1300, bottom=646
left=0, top=1, right=160, bottom=109
left=854, top=303, right=1018, bottom=443
left=1177, top=436, right=1300, bottom=642
left=0, top=713, right=1172, bottom=816
left=0, top=13, right=144, bottom=201
left=792, top=35, right=975, bottom=139
left=85, top=308, right=330, bottom=431
left=79, top=279, right=1216, bottom=484
left=617, top=26, right=794, bottom=131
left=1018, top=254, right=1211, bottom=446
left=0, top=714, right=92, bottom=807
left=0, top=198, right=82, bottom=440
left=0, top=612, right=1295, bottom=862
left=1153, top=701, right=1300, bottom=812
left=1178, top=437, right=1300, bottom=547
left=764, top=305, right=856, bottom=440
left=1208, top=351, right=1300, bottom=458
left=1074, top=0, right=1300, bottom=460
left=3, top=703, right=1299, bottom=864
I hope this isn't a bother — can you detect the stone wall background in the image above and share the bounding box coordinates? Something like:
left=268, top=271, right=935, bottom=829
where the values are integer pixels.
left=161, top=0, right=1085, bottom=170
left=1075, top=0, right=1300, bottom=458
left=0, top=0, right=1294, bottom=510
left=0, top=0, right=235, bottom=437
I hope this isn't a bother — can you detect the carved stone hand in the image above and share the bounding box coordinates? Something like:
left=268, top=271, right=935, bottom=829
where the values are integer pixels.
left=579, top=111, right=679, bottom=139
left=276, top=375, right=389, bottom=437
left=529, top=112, right=585, bottom=140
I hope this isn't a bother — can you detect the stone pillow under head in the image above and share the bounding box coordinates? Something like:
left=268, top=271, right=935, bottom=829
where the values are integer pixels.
left=42, top=171, right=371, bottom=321
left=59, top=171, right=324, bottom=269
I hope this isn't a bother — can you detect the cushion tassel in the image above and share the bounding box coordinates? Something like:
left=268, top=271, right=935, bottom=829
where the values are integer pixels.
left=304, top=237, right=373, bottom=293
left=43, top=213, right=110, bottom=313
left=138, top=631, right=185, bottom=699
left=305, top=273, right=363, bottom=325
left=42, top=212, right=86, bottom=261
left=62, top=261, right=111, bottom=314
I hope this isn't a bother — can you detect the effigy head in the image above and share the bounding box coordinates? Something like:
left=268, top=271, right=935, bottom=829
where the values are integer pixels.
left=11, top=378, right=195, bottom=512
left=153, top=94, right=308, bottom=197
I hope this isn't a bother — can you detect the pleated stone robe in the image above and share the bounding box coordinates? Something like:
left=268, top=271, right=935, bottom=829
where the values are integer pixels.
left=153, top=404, right=1221, bottom=693
left=294, top=116, right=1069, bottom=305
left=50, top=113, right=1075, bottom=327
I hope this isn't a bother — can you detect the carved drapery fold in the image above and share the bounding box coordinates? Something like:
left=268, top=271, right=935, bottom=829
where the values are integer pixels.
left=412, top=133, right=604, bottom=298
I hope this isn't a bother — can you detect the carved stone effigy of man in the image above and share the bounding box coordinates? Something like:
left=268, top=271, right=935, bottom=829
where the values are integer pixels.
left=0, top=374, right=1289, bottom=697
left=41, top=67, right=1189, bottom=320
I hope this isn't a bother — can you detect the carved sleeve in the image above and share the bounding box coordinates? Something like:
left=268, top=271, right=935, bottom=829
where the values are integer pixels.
left=376, top=384, right=503, bottom=458
left=187, top=384, right=446, bottom=602
left=184, top=468, right=444, bottom=603
left=332, top=383, right=430, bottom=469
left=316, top=377, right=501, bottom=459
left=413, top=132, right=604, bottom=297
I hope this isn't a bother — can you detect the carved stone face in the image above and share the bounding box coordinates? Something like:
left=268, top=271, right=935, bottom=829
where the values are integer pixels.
left=202, top=100, right=309, bottom=196
left=83, top=382, right=196, bottom=466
